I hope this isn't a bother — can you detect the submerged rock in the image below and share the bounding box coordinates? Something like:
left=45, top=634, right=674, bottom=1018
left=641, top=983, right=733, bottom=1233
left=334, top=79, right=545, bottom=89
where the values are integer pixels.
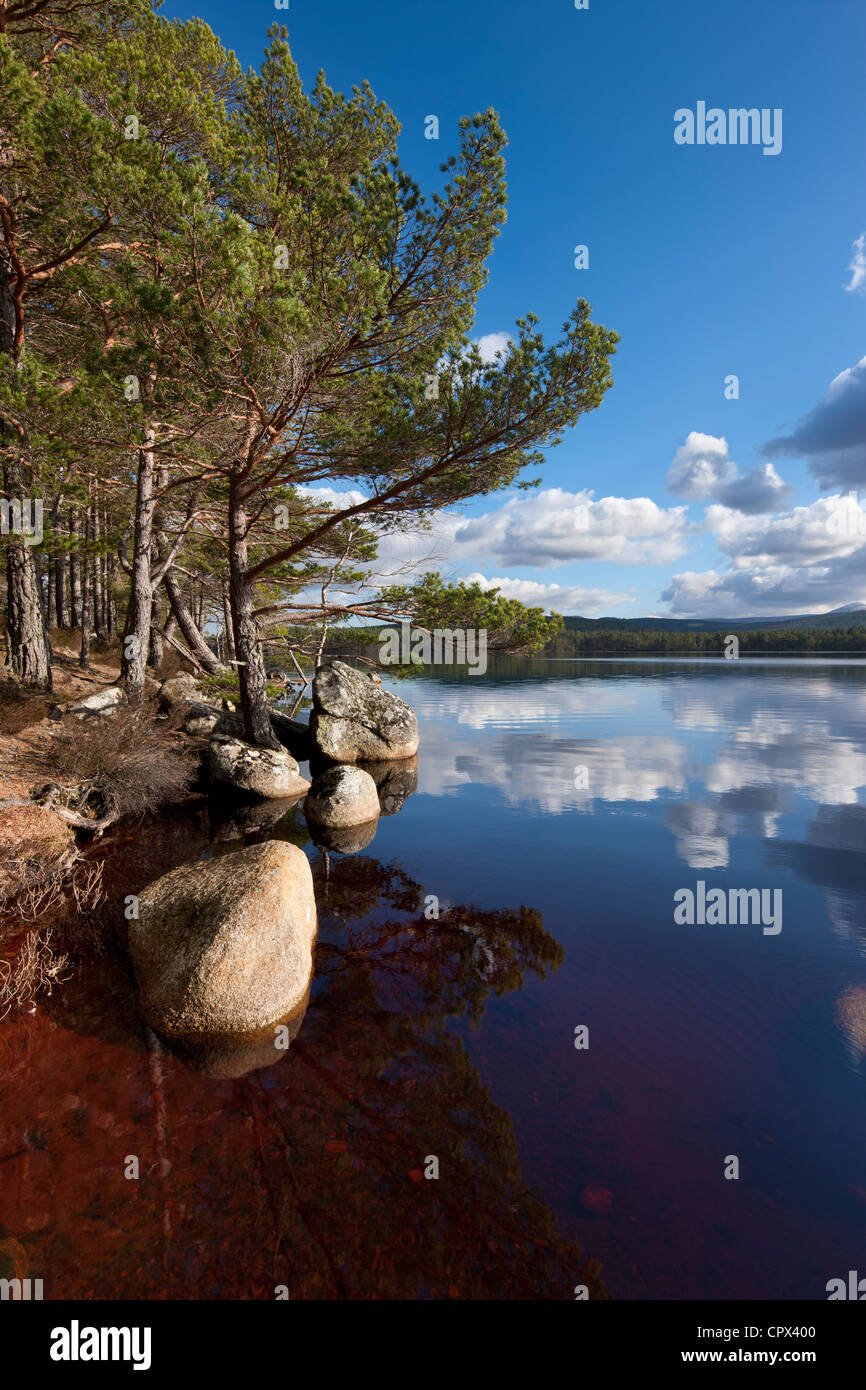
left=310, top=660, right=418, bottom=762
left=208, top=789, right=307, bottom=839
left=209, top=795, right=304, bottom=842
left=163, top=995, right=309, bottom=1079
left=210, top=737, right=310, bottom=800
left=129, top=841, right=317, bottom=1036
left=836, top=986, right=866, bottom=1060
left=304, top=764, right=380, bottom=827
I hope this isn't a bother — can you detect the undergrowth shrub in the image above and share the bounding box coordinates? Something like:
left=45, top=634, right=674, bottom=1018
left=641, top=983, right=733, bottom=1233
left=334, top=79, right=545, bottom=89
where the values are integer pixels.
left=36, top=705, right=197, bottom=822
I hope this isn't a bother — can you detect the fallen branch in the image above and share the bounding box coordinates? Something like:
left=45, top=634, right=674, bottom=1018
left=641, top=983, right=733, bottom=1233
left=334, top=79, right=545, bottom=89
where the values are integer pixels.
left=153, top=622, right=207, bottom=675
left=37, top=795, right=115, bottom=836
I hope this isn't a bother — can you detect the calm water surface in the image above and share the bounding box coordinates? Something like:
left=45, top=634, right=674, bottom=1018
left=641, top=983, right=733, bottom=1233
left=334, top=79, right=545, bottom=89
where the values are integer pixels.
left=2, top=657, right=865, bottom=1299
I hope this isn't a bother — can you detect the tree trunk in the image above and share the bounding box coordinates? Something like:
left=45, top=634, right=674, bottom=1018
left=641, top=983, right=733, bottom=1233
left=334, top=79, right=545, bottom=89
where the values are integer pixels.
left=105, top=544, right=117, bottom=636
left=1, top=268, right=51, bottom=690
left=221, top=579, right=236, bottom=662
left=120, top=430, right=156, bottom=703
left=79, top=503, right=92, bottom=670
left=4, top=510, right=52, bottom=688
left=100, top=504, right=109, bottom=635
left=228, top=475, right=278, bottom=749
left=33, top=549, right=45, bottom=615
left=92, top=503, right=106, bottom=639
left=45, top=494, right=64, bottom=631
left=148, top=466, right=169, bottom=672
left=55, top=553, right=69, bottom=627
left=162, top=568, right=223, bottom=674
left=147, top=594, right=163, bottom=669
left=69, top=508, right=82, bottom=629
left=46, top=549, right=57, bottom=628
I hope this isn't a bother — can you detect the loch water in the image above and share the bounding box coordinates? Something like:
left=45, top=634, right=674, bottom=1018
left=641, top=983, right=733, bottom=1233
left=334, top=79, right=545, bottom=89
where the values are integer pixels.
left=2, top=657, right=865, bottom=1299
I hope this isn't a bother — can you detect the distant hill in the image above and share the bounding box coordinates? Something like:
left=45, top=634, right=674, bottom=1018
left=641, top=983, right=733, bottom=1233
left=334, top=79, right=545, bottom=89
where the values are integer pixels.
left=561, top=606, right=866, bottom=634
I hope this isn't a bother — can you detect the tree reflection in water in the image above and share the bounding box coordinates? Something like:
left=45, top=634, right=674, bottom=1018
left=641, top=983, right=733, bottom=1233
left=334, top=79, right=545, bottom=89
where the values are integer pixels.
left=0, top=812, right=607, bottom=1300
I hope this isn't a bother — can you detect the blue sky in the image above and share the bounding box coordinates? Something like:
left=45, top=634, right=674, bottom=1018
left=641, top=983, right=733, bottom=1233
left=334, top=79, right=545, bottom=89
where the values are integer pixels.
left=164, top=0, right=866, bottom=617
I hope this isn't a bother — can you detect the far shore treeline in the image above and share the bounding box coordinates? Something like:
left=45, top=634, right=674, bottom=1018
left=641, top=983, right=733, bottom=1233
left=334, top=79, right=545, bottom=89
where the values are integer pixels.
left=541, top=622, right=866, bottom=656
left=320, top=620, right=866, bottom=660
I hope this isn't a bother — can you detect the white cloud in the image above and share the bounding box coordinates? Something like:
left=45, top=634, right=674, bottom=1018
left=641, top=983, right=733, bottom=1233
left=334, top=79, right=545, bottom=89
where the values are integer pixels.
left=705, top=495, right=866, bottom=564
left=473, top=331, right=513, bottom=363
left=292, top=491, right=644, bottom=609
left=297, top=485, right=367, bottom=509
left=297, top=487, right=462, bottom=582
left=454, top=488, right=689, bottom=568
left=666, top=431, right=791, bottom=513
left=844, top=232, right=866, bottom=294
left=661, top=562, right=866, bottom=618
left=463, top=572, right=634, bottom=616
left=660, top=493, right=866, bottom=616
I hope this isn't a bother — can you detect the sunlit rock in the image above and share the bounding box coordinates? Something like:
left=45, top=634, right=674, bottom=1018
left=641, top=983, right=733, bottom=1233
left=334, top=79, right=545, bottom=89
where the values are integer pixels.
left=304, top=765, right=380, bottom=827
left=130, top=842, right=317, bottom=1036
left=157, top=673, right=200, bottom=710
left=183, top=702, right=225, bottom=737
left=210, top=737, right=310, bottom=800
left=67, top=686, right=123, bottom=718
left=310, top=660, right=418, bottom=762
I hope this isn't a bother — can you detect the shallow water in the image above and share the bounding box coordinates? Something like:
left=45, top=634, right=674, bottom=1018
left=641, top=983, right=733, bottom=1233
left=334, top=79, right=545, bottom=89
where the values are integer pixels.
left=2, top=657, right=865, bottom=1299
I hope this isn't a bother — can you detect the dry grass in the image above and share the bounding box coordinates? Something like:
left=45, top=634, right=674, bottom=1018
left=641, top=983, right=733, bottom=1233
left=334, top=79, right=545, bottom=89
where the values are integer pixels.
left=4, top=855, right=106, bottom=925
left=0, top=681, right=52, bottom=736
left=0, top=804, right=75, bottom=918
left=34, top=704, right=198, bottom=822
left=55, top=863, right=112, bottom=957
left=0, top=674, right=194, bottom=1014
left=0, top=796, right=110, bottom=1014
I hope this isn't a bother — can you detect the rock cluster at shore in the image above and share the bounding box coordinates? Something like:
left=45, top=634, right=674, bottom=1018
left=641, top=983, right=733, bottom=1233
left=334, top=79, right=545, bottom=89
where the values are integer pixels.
left=163, top=660, right=418, bottom=829
left=128, top=660, right=420, bottom=1060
